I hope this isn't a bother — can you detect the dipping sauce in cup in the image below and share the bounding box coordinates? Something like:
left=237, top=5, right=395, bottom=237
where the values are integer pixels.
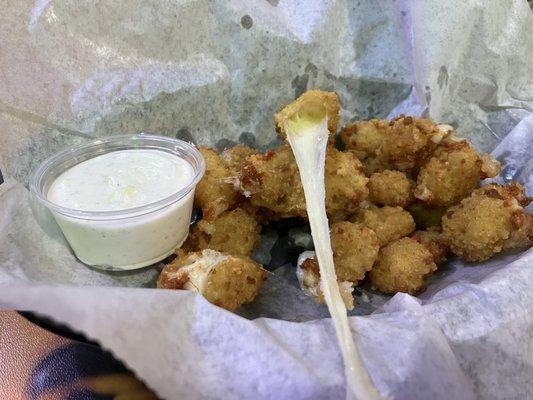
left=30, top=135, right=205, bottom=270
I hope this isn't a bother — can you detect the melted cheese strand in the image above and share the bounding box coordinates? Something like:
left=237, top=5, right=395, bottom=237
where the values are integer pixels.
left=285, top=117, right=380, bottom=400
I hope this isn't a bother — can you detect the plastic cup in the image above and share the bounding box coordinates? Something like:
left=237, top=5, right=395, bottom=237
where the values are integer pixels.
left=29, top=134, right=205, bottom=270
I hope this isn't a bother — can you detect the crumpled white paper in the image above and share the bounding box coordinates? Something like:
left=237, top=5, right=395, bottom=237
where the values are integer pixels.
left=1, top=1, right=532, bottom=399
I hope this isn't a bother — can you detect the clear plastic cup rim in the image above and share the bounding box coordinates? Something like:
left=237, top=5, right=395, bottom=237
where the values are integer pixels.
left=29, top=134, right=205, bottom=220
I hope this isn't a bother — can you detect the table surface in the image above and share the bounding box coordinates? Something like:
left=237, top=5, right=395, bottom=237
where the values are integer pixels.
left=0, top=310, right=159, bottom=400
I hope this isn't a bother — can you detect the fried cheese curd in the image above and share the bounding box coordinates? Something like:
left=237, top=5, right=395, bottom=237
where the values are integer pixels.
left=325, top=147, right=369, bottom=220
left=368, top=170, right=415, bottom=207
left=297, top=253, right=356, bottom=310
left=415, top=138, right=501, bottom=207
left=158, top=249, right=266, bottom=311
left=442, top=183, right=533, bottom=262
left=195, top=146, right=237, bottom=221
left=221, top=144, right=259, bottom=174
left=274, top=90, right=340, bottom=140
left=221, top=144, right=278, bottom=223
left=294, top=221, right=379, bottom=310
left=376, top=115, right=452, bottom=171
left=239, top=144, right=306, bottom=218
left=370, top=237, right=437, bottom=295
left=353, top=204, right=416, bottom=246
left=238, top=144, right=368, bottom=220
left=361, top=156, right=389, bottom=176
left=411, top=228, right=450, bottom=264
left=184, top=208, right=261, bottom=257
left=341, top=119, right=388, bottom=159
left=330, top=221, right=380, bottom=283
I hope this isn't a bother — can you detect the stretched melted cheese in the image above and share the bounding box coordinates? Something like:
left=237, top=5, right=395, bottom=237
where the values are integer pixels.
left=286, top=118, right=380, bottom=400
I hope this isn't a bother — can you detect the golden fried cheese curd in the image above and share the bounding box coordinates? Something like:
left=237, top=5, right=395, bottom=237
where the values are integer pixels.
left=238, top=145, right=368, bottom=220
left=330, top=221, right=380, bottom=283
left=353, top=204, right=416, bottom=246
left=415, top=139, right=500, bottom=207
left=411, top=228, right=450, bottom=264
left=274, top=90, right=340, bottom=139
left=221, top=144, right=259, bottom=174
left=368, top=170, right=415, bottom=207
left=325, top=147, right=369, bottom=220
left=184, top=208, right=261, bottom=257
left=341, top=119, right=388, bottom=159
left=370, top=237, right=437, bottom=295
left=442, top=183, right=532, bottom=262
left=158, top=249, right=266, bottom=311
left=195, top=146, right=237, bottom=221
left=376, top=115, right=451, bottom=171
left=238, top=144, right=307, bottom=219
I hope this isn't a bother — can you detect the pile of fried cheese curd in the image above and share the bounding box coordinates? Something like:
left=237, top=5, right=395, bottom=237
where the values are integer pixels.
left=158, top=90, right=532, bottom=312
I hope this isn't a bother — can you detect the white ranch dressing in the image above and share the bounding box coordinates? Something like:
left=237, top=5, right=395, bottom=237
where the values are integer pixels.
left=286, top=118, right=380, bottom=400
left=46, top=148, right=197, bottom=270
left=48, top=149, right=194, bottom=211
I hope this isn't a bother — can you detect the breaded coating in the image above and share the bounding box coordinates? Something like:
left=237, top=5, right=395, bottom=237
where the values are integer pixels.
left=325, top=147, right=369, bottom=220
left=411, top=228, right=450, bottom=264
left=361, top=155, right=389, bottom=176
left=377, top=115, right=452, bottom=171
left=330, top=221, right=380, bottom=283
left=158, top=249, right=266, bottom=311
left=274, top=90, right=340, bottom=139
left=234, top=200, right=279, bottom=225
left=221, top=144, right=259, bottom=174
left=368, top=170, right=415, bottom=207
left=341, top=119, right=388, bottom=159
left=195, top=146, right=236, bottom=221
left=238, top=145, right=368, bottom=220
left=294, top=222, right=379, bottom=304
left=219, top=144, right=274, bottom=224
left=239, top=144, right=307, bottom=219
left=407, top=202, right=447, bottom=229
left=353, top=205, right=416, bottom=246
left=442, top=183, right=532, bottom=262
left=505, top=212, right=533, bottom=251
left=415, top=139, right=501, bottom=207
left=370, top=237, right=437, bottom=295
left=297, top=255, right=321, bottom=299
left=183, top=208, right=261, bottom=257
left=296, top=253, right=355, bottom=310
left=479, top=153, right=502, bottom=178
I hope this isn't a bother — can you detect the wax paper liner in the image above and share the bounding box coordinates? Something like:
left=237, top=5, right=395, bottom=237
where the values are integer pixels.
left=1, top=1, right=533, bottom=399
